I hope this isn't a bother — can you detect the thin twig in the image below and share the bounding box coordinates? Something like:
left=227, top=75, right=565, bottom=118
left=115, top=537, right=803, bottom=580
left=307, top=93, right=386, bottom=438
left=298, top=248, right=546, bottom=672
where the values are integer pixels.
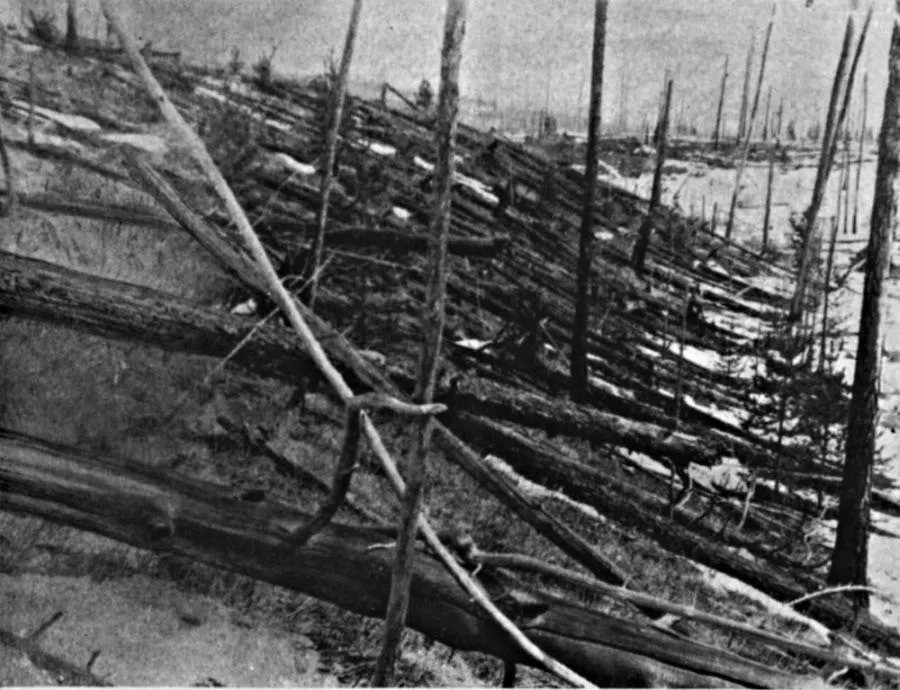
left=789, top=585, right=876, bottom=607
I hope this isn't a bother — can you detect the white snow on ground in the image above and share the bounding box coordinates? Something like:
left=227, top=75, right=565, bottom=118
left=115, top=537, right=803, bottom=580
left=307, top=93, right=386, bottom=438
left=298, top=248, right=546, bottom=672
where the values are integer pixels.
left=392, top=206, right=412, bottom=221
left=682, top=393, right=747, bottom=428
left=413, top=155, right=434, bottom=172
left=454, top=338, right=492, bottom=351
left=357, top=139, right=397, bottom=157
left=657, top=339, right=722, bottom=371
left=594, top=229, right=616, bottom=241
left=703, top=310, right=765, bottom=340
left=100, top=132, right=168, bottom=155
left=194, top=85, right=228, bottom=104
left=454, top=173, right=500, bottom=205
left=265, top=118, right=292, bottom=132
left=272, top=152, right=316, bottom=177
left=589, top=374, right=636, bottom=401
left=10, top=100, right=101, bottom=132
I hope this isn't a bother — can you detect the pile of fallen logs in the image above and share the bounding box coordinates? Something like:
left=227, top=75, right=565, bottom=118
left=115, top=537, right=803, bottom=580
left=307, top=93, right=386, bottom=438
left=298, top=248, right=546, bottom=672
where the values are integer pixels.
left=2, top=36, right=900, bottom=685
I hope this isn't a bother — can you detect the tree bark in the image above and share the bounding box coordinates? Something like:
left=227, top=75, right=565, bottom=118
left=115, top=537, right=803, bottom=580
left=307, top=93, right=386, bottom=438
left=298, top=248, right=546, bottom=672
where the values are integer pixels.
left=631, top=78, right=672, bottom=271
left=713, top=56, right=728, bottom=149
left=571, top=0, right=607, bottom=403
left=827, top=1, right=900, bottom=607
left=306, top=0, right=364, bottom=308
left=1, top=428, right=804, bottom=689
left=374, top=0, right=466, bottom=682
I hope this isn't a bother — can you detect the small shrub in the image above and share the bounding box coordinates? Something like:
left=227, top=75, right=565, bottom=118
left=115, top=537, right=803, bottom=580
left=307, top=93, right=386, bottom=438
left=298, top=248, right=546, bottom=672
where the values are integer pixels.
left=28, top=9, right=58, bottom=44
left=252, top=47, right=277, bottom=90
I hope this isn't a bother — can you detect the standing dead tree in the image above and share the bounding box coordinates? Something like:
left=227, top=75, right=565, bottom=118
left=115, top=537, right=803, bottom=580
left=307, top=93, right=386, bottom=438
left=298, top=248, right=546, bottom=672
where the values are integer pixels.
left=65, top=0, right=78, bottom=52
left=570, top=0, right=608, bottom=403
left=790, top=8, right=871, bottom=321
left=373, top=0, right=467, bottom=683
left=631, top=78, right=672, bottom=273
left=725, top=4, right=775, bottom=240
left=827, top=0, right=900, bottom=608
left=306, top=0, right=364, bottom=309
left=713, top=55, right=729, bottom=149
left=737, top=35, right=755, bottom=144
left=853, top=71, right=869, bottom=235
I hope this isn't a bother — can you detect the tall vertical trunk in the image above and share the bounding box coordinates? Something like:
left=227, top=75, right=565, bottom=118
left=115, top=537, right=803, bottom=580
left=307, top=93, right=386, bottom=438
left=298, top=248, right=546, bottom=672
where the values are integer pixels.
left=305, top=0, right=364, bottom=309
left=570, top=0, right=607, bottom=403
left=827, top=1, right=900, bottom=607
left=776, top=97, right=784, bottom=139
left=725, top=7, right=776, bottom=239
left=713, top=55, right=729, bottom=149
left=853, top=72, right=869, bottom=236
left=737, top=35, right=756, bottom=144
left=630, top=79, right=672, bottom=273
left=65, top=0, right=78, bottom=52
left=373, top=0, right=467, bottom=683
left=762, top=86, right=772, bottom=141
left=791, top=10, right=871, bottom=320
left=762, top=143, right=775, bottom=251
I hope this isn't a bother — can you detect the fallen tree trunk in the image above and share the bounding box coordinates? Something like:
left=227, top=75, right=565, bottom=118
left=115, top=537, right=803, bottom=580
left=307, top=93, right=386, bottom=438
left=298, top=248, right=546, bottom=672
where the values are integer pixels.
left=446, top=377, right=722, bottom=467
left=446, top=413, right=900, bottom=655
left=0, top=250, right=625, bottom=586
left=264, top=223, right=511, bottom=259
left=0, top=428, right=798, bottom=689
left=3, top=251, right=896, bottom=653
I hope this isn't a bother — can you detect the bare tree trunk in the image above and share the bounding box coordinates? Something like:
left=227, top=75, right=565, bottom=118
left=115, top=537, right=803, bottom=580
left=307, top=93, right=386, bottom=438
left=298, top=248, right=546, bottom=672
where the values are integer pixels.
left=853, top=72, right=869, bottom=236
left=373, top=1, right=467, bottom=683
left=305, top=0, right=364, bottom=309
left=791, top=10, right=871, bottom=320
left=762, top=143, right=775, bottom=251
left=65, top=0, right=78, bottom=53
left=713, top=55, right=728, bottom=149
left=725, top=7, right=775, bottom=239
left=762, top=86, right=772, bottom=141
left=737, top=35, right=755, bottom=144
left=631, top=79, right=672, bottom=272
left=827, top=1, right=900, bottom=608
left=570, top=0, right=607, bottom=403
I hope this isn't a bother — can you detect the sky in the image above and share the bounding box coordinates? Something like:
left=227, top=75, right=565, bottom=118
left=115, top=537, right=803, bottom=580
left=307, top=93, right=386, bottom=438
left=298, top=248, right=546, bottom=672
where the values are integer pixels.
left=7, top=0, right=896, bottom=136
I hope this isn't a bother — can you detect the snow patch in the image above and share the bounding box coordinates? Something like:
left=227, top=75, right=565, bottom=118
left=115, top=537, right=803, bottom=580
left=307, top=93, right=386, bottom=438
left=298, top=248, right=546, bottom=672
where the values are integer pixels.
left=413, top=156, right=434, bottom=172
left=358, top=139, right=396, bottom=157
left=194, top=85, right=227, bottom=103
left=101, top=133, right=167, bottom=155
left=273, top=153, right=316, bottom=177
left=11, top=100, right=101, bottom=132
left=392, top=206, right=412, bottom=221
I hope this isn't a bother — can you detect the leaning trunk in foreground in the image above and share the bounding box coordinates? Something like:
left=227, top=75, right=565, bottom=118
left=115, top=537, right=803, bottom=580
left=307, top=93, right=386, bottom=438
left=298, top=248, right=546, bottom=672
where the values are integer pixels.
left=827, top=1, right=900, bottom=606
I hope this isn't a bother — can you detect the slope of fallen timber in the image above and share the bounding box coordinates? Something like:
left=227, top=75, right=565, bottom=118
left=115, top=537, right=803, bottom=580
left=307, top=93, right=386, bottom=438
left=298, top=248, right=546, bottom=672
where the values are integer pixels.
left=6, top=249, right=900, bottom=656
left=0, top=428, right=801, bottom=690
left=2, top=35, right=900, bottom=678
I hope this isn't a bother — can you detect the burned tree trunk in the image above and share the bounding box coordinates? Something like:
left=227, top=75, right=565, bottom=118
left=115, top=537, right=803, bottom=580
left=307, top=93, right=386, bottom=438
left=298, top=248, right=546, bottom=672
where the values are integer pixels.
left=571, top=0, right=608, bottom=403
left=827, top=1, right=900, bottom=606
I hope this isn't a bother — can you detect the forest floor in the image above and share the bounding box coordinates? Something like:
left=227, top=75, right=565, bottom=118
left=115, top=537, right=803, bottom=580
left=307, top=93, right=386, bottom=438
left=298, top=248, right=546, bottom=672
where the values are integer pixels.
left=1, top=25, right=899, bottom=688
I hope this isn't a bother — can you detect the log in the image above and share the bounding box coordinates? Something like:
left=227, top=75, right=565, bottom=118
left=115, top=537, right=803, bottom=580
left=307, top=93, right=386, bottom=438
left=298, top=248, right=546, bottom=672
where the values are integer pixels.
left=446, top=376, right=722, bottom=467
left=0, top=250, right=626, bottom=586
left=445, top=413, right=900, bottom=655
left=0, top=428, right=799, bottom=689
left=311, top=227, right=510, bottom=258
